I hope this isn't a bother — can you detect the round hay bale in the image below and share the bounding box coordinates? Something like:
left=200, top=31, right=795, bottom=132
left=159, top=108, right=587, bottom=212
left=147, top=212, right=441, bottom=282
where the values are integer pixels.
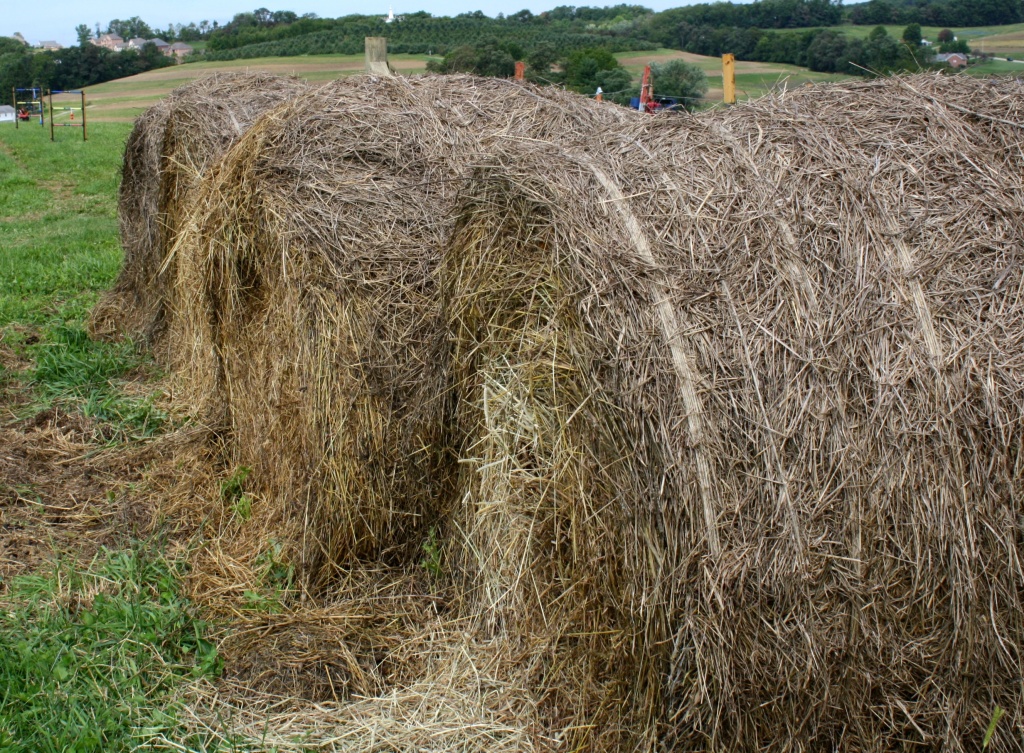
left=89, top=98, right=172, bottom=342
left=168, top=75, right=630, bottom=584
left=90, top=73, right=311, bottom=351
left=443, top=73, right=1024, bottom=751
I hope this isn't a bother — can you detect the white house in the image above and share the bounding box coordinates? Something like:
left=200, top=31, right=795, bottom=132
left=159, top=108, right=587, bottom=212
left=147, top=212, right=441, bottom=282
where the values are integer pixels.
left=0, top=105, right=15, bottom=123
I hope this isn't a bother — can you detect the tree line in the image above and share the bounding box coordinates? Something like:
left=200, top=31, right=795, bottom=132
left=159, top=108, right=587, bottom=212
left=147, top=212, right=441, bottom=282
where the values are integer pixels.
left=0, top=36, right=174, bottom=102
left=2, top=0, right=1016, bottom=98
left=849, top=0, right=1023, bottom=27
left=201, top=7, right=657, bottom=60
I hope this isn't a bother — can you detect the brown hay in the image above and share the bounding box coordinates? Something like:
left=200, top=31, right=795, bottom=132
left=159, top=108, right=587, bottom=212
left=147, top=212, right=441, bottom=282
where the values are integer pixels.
left=444, top=72, right=1024, bottom=751
left=103, top=72, right=1024, bottom=751
left=90, top=73, right=311, bottom=350
left=166, top=74, right=630, bottom=580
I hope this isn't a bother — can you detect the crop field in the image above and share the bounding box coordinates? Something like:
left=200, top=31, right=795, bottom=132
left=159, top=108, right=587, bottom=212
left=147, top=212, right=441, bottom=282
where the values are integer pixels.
left=815, top=22, right=1024, bottom=57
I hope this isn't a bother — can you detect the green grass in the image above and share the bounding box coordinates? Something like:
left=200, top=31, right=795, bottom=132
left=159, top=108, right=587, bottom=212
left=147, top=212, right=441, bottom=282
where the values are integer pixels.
left=0, top=121, right=168, bottom=440
left=0, top=120, right=216, bottom=748
left=0, top=545, right=218, bottom=752
left=968, top=58, right=1024, bottom=74
left=0, top=122, right=128, bottom=326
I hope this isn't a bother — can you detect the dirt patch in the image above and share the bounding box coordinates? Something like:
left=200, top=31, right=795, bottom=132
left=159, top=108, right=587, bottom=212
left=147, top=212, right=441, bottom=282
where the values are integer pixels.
left=0, top=406, right=161, bottom=590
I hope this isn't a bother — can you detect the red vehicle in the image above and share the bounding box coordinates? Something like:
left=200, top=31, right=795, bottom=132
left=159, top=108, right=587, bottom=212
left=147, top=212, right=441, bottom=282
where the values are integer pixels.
left=17, top=107, right=30, bottom=121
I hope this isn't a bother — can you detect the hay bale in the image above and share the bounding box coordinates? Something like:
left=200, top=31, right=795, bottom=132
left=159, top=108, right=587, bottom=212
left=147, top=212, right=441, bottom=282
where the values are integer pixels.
left=89, top=99, right=172, bottom=342
left=90, top=73, right=310, bottom=350
left=168, top=75, right=630, bottom=584
left=443, top=73, right=1024, bottom=751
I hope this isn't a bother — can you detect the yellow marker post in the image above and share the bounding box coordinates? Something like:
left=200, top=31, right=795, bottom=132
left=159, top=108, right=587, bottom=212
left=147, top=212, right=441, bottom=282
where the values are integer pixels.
left=723, top=53, right=736, bottom=105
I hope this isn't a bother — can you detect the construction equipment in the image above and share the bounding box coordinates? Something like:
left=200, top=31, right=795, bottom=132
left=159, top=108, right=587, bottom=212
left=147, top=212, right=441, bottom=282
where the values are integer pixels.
left=629, top=65, right=684, bottom=113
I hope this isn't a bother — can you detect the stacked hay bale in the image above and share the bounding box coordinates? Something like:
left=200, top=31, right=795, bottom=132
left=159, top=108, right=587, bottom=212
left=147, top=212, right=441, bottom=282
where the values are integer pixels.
left=90, top=73, right=310, bottom=351
left=444, top=73, right=1024, bottom=751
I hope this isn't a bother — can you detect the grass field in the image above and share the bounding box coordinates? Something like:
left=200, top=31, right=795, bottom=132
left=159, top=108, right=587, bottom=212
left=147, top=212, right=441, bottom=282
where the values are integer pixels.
left=85, top=53, right=438, bottom=121
left=82, top=49, right=857, bottom=122
left=0, top=122, right=219, bottom=750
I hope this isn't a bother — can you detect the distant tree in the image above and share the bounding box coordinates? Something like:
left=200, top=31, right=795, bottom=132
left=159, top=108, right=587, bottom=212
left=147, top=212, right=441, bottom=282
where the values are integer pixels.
left=902, top=23, right=922, bottom=46
left=426, top=41, right=516, bottom=77
left=271, top=10, right=298, bottom=24
left=526, top=42, right=559, bottom=78
left=866, top=25, right=911, bottom=71
left=649, top=59, right=707, bottom=110
left=75, top=24, right=92, bottom=47
left=0, top=36, right=28, bottom=54
left=850, top=0, right=898, bottom=25
left=938, top=38, right=970, bottom=54
left=806, top=29, right=848, bottom=72
left=937, top=28, right=954, bottom=43
left=107, top=17, right=153, bottom=40
left=561, top=47, right=632, bottom=98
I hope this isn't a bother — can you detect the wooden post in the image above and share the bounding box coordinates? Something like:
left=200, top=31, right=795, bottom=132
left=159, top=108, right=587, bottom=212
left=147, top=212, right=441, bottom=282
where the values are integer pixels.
left=722, top=53, right=736, bottom=105
left=514, top=61, right=525, bottom=80
left=81, top=90, right=87, bottom=142
left=365, top=37, right=395, bottom=76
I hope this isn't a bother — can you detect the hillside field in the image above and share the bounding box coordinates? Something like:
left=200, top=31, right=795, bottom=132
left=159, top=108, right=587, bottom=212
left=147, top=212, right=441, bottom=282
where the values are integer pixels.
left=81, top=49, right=853, bottom=122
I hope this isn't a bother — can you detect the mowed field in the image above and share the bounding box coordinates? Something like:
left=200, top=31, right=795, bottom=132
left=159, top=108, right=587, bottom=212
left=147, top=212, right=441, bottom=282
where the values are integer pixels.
left=83, top=49, right=852, bottom=122
left=616, top=48, right=851, bottom=101
left=84, top=53, right=437, bottom=121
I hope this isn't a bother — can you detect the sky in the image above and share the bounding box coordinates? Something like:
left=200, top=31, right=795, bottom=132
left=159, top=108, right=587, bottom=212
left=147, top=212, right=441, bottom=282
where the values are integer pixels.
left=6, top=0, right=709, bottom=47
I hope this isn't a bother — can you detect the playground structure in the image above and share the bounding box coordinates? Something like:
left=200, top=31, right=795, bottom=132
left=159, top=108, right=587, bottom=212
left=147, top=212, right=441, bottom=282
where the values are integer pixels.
left=11, top=87, right=44, bottom=128
left=48, top=90, right=86, bottom=141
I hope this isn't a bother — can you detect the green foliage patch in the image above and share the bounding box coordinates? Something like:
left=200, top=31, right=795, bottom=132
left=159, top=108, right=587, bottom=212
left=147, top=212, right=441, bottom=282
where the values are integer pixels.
left=0, top=545, right=219, bottom=752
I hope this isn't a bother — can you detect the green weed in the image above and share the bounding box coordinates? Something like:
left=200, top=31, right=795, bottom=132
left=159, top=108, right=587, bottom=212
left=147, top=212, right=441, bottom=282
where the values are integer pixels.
left=983, top=705, right=1005, bottom=748
left=243, top=541, right=294, bottom=614
left=30, top=325, right=166, bottom=439
left=421, top=526, right=443, bottom=578
left=0, top=544, right=219, bottom=752
left=220, top=466, right=252, bottom=504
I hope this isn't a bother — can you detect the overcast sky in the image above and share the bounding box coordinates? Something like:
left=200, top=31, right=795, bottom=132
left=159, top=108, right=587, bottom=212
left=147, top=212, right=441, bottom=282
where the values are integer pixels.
left=8, top=0, right=709, bottom=47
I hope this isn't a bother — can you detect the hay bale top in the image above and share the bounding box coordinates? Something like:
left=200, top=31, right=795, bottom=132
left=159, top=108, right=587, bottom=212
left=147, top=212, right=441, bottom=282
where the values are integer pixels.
left=93, top=72, right=312, bottom=346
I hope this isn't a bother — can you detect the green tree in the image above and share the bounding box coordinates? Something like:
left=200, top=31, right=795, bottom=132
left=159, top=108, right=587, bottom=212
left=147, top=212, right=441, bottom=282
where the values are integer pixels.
left=937, top=28, right=954, bottom=43
left=649, top=59, right=707, bottom=110
left=902, top=23, right=922, bottom=47
left=562, top=47, right=622, bottom=92
left=426, top=41, right=516, bottom=77
left=75, top=24, right=92, bottom=47
left=865, top=25, right=913, bottom=71
left=938, top=38, right=970, bottom=54
left=107, top=17, right=153, bottom=40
